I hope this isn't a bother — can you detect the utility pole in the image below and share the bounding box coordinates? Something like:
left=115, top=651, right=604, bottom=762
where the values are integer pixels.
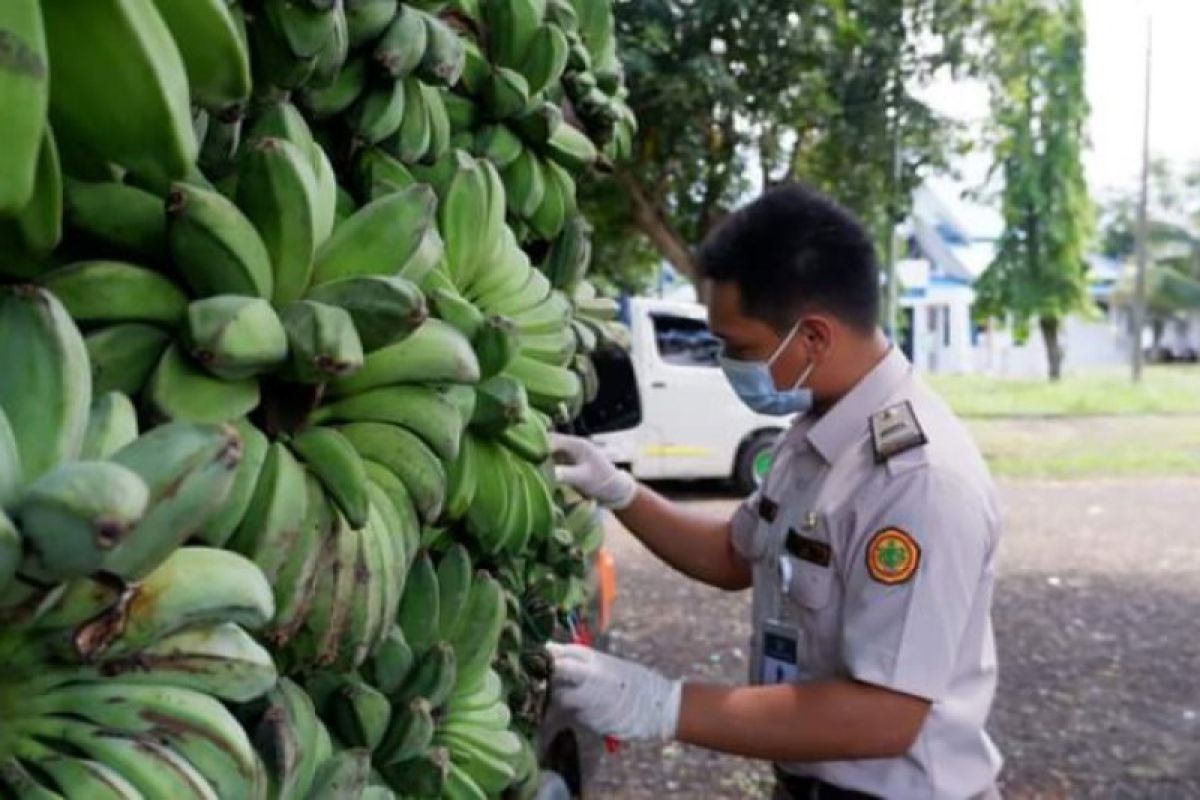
left=1131, top=16, right=1153, bottom=382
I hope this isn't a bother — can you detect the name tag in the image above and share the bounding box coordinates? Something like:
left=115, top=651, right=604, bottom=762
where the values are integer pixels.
left=759, top=620, right=799, bottom=684
left=785, top=529, right=831, bottom=567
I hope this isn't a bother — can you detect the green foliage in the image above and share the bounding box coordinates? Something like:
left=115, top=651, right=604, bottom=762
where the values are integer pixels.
left=586, top=0, right=978, bottom=288
left=974, top=0, right=1093, bottom=378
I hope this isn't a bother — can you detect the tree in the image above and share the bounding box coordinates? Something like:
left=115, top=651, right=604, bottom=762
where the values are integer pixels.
left=974, top=0, right=1093, bottom=381
left=583, top=0, right=978, bottom=289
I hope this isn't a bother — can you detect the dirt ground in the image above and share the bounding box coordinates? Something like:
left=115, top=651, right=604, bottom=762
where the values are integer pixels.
left=587, top=478, right=1200, bottom=800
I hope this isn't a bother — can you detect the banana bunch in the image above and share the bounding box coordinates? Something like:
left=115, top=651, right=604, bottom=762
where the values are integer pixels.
left=558, top=0, right=637, bottom=160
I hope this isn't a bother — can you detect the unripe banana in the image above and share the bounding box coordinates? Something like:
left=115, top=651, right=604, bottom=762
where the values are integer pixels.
left=474, top=314, right=521, bottom=378
left=470, top=374, right=530, bottom=435
left=417, top=12, right=466, bottom=87
left=2, top=126, right=63, bottom=257
left=512, top=101, right=563, bottom=145
left=311, top=384, right=464, bottom=463
left=327, top=676, right=392, bottom=751
left=305, top=748, right=370, bottom=799
left=305, top=274, right=427, bottom=351
left=352, top=147, right=417, bottom=202
left=145, top=344, right=262, bottom=424
left=41, top=260, right=188, bottom=326
left=541, top=213, right=592, bottom=291
left=63, top=178, right=168, bottom=261
left=423, top=83, right=453, bottom=164
left=40, top=0, right=197, bottom=186
left=166, top=181, right=274, bottom=299
left=500, top=147, right=546, bottom=219
left=546, top=120, right=600, bottom=171
left=310, top=2, right=349, bottom=88
left=345, top=0, right=399, bottom=48
left=474, top=124, right=525, bottom=169
left=150, top=0, right=251, bottom=109
left=183, top=295, right=289, bottom=380
left=377, top=697, right=435, bottom=765
left=85, top=323, right=172, bottom=397
left=448, top=570, right=506, bottom=694
left=396, top=551, right=440, bottom=653
left=0, top=286, right=91, bottom=484
left=303, top=53, right=368, bottom=120
left=348, top=78, right=406, bottom=145
left=391, top=76, right=432, bottom=164
left=311, top=184, right=440, bottom=285
left=80, top=392, right=139, bottom=461
left=236, top=136, right=319, bottom=306
left=0, top=408, right=20, bottom=509
left=341, top=423, right=446, bottom=522
left=364, top=625, right=414, bottom=695
left=484, top=0, right=544, bottom=70
left=279, top=300, right=365, bottom=382
left=374, top=4, right=426, bottom=78
left=85, top=547, right=273, bottom=660
left=498, top=412, right=552, bottom=463
left=0, top=0, right=49, bottom=213
left=435, top=544, right=474, bottom=641
left=266, top=471, right=330, bottom=646
left=15, top=461, right=148, bottom=582
left=330, top=318, right=480, bottom=395
left=378, top=746, right=449, bottom=798
left=431, top=286, right=486, bottom=339
left=395, top=640, right=456, bottom=709
left=290, top=426, right=369, bottom=529
left=519, top=22, right=570, bottom=96
left=483, top=65, right=532, bottom=120
left=196, top=418, right=269, bottom=548
left=228, top=441, right=310, bottom=583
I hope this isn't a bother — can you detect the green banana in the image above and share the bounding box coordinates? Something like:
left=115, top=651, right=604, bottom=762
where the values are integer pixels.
left=263, top=0, right=337, bottom=59
left=85, top=323, right=172, bottom=397
left=519, top=22, right=570, bottom=96
left=361, top=461, right=420, bottom=563
left=266, top=471, right=330, bottom=645
left=145, top=344, right=261, bottom=424
left=279, top=299, right=365, bottom=382
left=196, top=419, right=269, bottom=547
left=512, top=101, right=563, bottom=146
left=300, top=54, right=367, bottom=119
left=289, top=507, right=357, bottom=668
left=339, top=423, right=446, bottom=522
left=308, top=140, right=339, bottom=246
left=103, top=422, right=241, bottom=580
left=249, top=1, right=318, bottom=91
left=417, top=11, right=466, bottom=87
left=348, top=77, right=407, bottom=145
left=83, top=546, right=273, bottom=660
left=304, top=748, right=370, bottom=800
left=23, top=681, right=264, bottom=800
left=183, top=295, right=288, bottom=380
left=2, top=126, right=63, bottom=257
left=0, top=408, right=18, bottom=509
left=14, top=461, right=148, bottom=582
left=305, top=274, right=427, bottom=352
left=7, top=742, right=140, bottom=800
left=443, top=428, right=478, bottom=520
left=377, top=697, right=434, bottom=766
left=463, top=436, right=511, bottom=553
left=431, top=284, right=486, bottom=339
left=309, top=0, right=349, bottom=87
left=79, top=621, right=277, bottom=703
left=364, top=624, right=414, bottom=695
left=396, top=551, right=439, bottom=653
left=444, top=93, right=480, bottom=133
left=252, top=677, right=321, bottom=799
left=63, top=179, right=168, bottom=261
left=423, top=83, right=453, bottom=164
left=438, top=728, right=520, bottom=796
left=236, top=136, right=319, bottom=306
left=246, top=100, right=316, bottom=153
left=474, top=315, right=522, bottom=377
left=546, top=120, right=599, bottom=171
left=311, top=183, right=439, bottom=285
left=474, top=124, right=525, bottom=169
left=443, top=759, right=488, bottom=800
left=484, top=0, right=544, bottom=70
left=448, top=570, right=506, bottom=689
left=439, top=152, right=494, bottom=290
left=0, top=0, right=49, bottom=213
left=0, top=286, right=91, bottom=484
left=40, top=0, right=196, bottom=186
left=540, top=213, right=592, bottom=291
left=374, top=4, right=426, bottom=78
left=483, top=66, right=531, bottom=119
left=352, top=146, right=416, bottom=202
left=378, top=747, right=449, bottom=798
left=41, top=260, right=187, bottom=326
left=331, top=318, right=480, bottom=395
left=395, top=639, right=456, bottom=708
left=391, top=76, right=432, bottom=164
left=435, top=544, right=474, bottom=641
left=327, top=676, right=392, bottom=751
left=228, top=441, right=310, bottom=583
left=150, top=0, right=251, bottom=108
left=166, top=181, right=274, bottom=299
left=312, top=385, right=464, bottom=463
left=470, top=374, right=529, bottom=435
left=336, top=516, right=385, bottom=667
left=196, top=108, right=243, bottom=179
left=290, top=426, right=369, bottom=528
left=79, top=392, right=139, bottom=461
left=504, top=355, right=581, bottom=411
left=10, top=719, right=217, bottom=800
left=345, top=0, right=398, bottom=47
left=498, top=412, right=551, bottom=463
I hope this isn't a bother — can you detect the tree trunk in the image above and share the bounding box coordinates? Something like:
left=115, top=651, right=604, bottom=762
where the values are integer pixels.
left=1040, top=315, right=1065, bottom=381
left=614, top=167, right=698, bottom=283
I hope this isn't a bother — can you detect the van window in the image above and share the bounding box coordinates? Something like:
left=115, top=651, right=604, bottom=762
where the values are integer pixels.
left=651, top=313, right=721, bottom=367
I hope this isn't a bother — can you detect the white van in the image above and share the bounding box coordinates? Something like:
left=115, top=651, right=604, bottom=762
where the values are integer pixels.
left=585, top=296, right=788, bottom=493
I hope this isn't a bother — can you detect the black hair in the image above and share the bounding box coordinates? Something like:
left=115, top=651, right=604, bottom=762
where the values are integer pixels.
left=695, top=183, right=880, bottom=333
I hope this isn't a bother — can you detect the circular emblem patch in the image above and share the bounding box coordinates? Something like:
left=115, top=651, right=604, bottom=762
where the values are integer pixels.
left=866, top=528, right=920, bottom=585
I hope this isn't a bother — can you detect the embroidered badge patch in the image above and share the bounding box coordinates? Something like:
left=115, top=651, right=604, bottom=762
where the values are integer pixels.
left=866, top=528, right=920, bottom=585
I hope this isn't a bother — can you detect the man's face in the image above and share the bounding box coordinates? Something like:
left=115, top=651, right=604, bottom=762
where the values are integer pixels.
left=706, top=280, right=781, bottom=362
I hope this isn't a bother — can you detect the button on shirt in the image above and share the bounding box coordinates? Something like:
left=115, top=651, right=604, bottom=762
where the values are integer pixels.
left=730, top=347, right=1003, bottom=799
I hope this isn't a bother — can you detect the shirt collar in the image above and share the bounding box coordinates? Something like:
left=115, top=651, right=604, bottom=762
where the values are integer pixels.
left=805, top=346, right=912, bottom=464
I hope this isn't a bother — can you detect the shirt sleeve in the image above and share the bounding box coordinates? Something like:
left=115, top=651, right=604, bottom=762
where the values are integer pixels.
left=840, top=467, right=994, bottom=701
left=729, top=489, right=761, bottom=561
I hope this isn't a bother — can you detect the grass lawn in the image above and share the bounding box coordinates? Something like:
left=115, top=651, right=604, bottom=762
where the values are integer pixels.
left=928, top=365, right=1200, bottom=418
left=965, top=416, right=1200, bottom=479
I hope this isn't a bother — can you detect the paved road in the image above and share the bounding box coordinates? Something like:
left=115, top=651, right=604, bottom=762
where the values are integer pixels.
left=588, top=479, right=1200, bottom=799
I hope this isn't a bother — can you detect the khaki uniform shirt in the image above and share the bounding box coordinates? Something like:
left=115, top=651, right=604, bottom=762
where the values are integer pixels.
left=730, top=347, right=1003, bottom=799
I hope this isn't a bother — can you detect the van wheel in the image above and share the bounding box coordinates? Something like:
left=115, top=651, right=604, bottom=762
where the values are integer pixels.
left=733, top=431, right=779, bottom=495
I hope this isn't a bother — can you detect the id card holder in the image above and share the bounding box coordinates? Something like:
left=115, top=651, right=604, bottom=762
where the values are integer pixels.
left=759, top=619, right=800, bottom=685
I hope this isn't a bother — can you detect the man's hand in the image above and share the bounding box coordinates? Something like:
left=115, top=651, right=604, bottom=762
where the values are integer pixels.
left=549, top=434, right=638, bottom=510
left=548, top=643, right=682, bottom=741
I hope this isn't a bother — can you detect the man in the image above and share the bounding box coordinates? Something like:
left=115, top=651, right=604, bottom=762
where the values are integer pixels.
left=548, top=184, right=1003, bottom=799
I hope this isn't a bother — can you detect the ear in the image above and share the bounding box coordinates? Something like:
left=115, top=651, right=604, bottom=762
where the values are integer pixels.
left=799, top=315, right=835, bottom=354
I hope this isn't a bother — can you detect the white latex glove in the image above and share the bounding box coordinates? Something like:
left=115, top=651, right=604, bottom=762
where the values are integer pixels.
left=548, top=643, right=682, bottom=741
left=549, top=433, right=638, bottom=510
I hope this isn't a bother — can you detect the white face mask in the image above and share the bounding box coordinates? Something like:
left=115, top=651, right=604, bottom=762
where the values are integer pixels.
left=718, top=321, right=816, bottom=416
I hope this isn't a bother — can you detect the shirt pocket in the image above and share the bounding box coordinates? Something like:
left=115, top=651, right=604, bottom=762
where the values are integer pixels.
left=782, top=522, right=835, bottom=610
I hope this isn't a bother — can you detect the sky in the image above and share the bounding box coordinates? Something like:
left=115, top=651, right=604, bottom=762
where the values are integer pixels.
left=922, top=0, right=1200, bottom=199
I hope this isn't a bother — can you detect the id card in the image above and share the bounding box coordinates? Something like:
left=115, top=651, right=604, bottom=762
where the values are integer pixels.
left=759, top=619, right=800, bottom=685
